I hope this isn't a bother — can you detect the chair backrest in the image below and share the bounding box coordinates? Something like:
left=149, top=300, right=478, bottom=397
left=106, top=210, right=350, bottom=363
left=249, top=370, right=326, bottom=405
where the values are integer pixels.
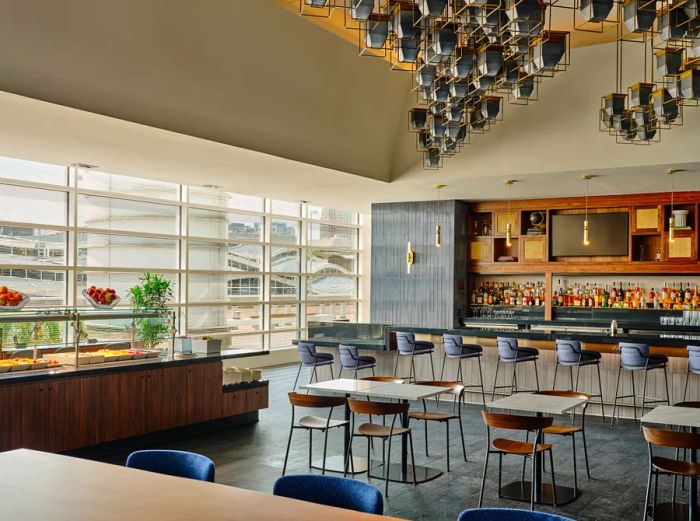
left=297, top=342, right=318, bottom=365
left=482, top=411, right=553, bottom=432
left=555, top=339, right=582, bottom=364
left=458, top=508, right=575, bottom=521
left=674, top=401, right=700, bottom=409
left=273, top=474, right=383, bottom=515
left=339, top=344, right=359, bottom=368
left=347, top=398, right=409, bottom=416
left=125, top=450, right=215, bottom=482
left=288, top=392, right=346, bottom=409
left=688, top=345, right=700, bottom=373
left=443, top=334, right=464, bottom=356
left=418, top=380, right=465, bottom=397
left=619, top=342, right=650, bottom=368
left=361, top=376, right=404, bottom=384
left=643, top=427, right=700, bottom=451
left=496, top=337, right=518, bottom=360
left=396, top=332, right=415, bottom=354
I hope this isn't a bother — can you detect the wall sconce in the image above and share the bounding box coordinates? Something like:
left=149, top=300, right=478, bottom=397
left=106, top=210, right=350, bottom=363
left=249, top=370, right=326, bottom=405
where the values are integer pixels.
left=406, top=242, right=414, bottom=274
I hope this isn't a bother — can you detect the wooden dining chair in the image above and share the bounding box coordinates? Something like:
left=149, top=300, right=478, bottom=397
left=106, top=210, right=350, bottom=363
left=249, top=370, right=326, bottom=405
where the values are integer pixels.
left=408, top=381, right=467, bottom=471
left=670, top=401, right=700, bottom=494
left=479, top=411, right=558, bottom=511
left=344, top=398, right=417, bottom=496
left=535, top=390, right=591, bottom=492
left=642, top=426, right=700, bottom=521
left=282, top=393, right=348, bottom=476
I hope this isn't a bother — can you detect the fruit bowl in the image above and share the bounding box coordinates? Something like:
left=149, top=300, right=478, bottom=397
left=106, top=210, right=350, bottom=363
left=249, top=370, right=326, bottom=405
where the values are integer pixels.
left=0, top=291, right=30, bottom=311
left=82, top=288, right=121, bottom=309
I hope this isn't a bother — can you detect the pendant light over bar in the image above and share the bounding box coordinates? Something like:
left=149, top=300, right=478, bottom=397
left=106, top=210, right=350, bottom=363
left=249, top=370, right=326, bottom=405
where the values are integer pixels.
left=435, top=183, right=446, bottom=248
left=505, top=179, right=516, bottom=247
left=582, top=175, right=594, bottom=246
left=667, top=168, right=682, bottom=244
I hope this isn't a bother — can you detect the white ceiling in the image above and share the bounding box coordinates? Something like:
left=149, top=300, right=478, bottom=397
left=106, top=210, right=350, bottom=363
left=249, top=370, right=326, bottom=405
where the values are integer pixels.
left=0, top=1, right=698, bottom=212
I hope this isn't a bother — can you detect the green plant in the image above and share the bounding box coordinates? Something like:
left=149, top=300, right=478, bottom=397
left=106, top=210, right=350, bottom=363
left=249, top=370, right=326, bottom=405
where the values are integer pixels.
left=129, top=273, right=173, bottom=349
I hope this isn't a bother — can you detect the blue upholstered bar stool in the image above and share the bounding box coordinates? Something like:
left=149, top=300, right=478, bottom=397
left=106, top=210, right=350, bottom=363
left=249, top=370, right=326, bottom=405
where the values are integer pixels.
left=682, top=345, right=700, bottom=402
left=610, top=342, right=670, bottom=424
left=393, top=332, right=435, bottom=383
left=273, top=474, right=383, bottom=515
left=458, top=508, right=574, bottom=521
left=125, top=450, right=215, bottom=482
left=338, top=344, right=376, bottom=379
left=553, top=339, right=605, bottom=421
left=293, top=342, right=334, bottom=391
left=491, top=337, right=540, bottom=400
left=441, top=334, right=486, bottom=408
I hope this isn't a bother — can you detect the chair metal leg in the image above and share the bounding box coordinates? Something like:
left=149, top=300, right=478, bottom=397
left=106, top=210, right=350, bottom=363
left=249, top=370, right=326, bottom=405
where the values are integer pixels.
left=549, top=449, right=558, bottom=507
left=611, top=364, right=622, bottom=425
left=282, top=426, right=294, bottom=476
left=631, top=369, right=638, bottom=421
left=409, top=432, right=418, bottom=486
left=439, top=353, right=447, bottom=381
left=371, top=366, right=375, bottom=377
left=321, top=428, right=330, bottom=475
left=310, top=366, right=317, bottom=386
left=366, top=438, right=372, bottom=484
left=510, top=361, right=517, bottom=395
left=308, top=430, right=313, bottom=470
left=575, top=363, right=582, bottom=392
left=491, top=359, right=501, bottom=401
left=498, top=453, right=503, bottom=496
left=581, top=430, right=591, bottom=480
left=424, top=421, right=429, bottom=456
left=572, top=434, right=578, bottom=494
left=446, top=421, right=451, bottom=472
left=477, top=356, right=487, bottom=409
left=410, top=353, right=416, bottom=383
left=569, top=366, right=574, bottom=391
left=552, top=362, right=558, bottom=391
left=385, top=435, right=393, bottom=496
left=329, top=364, right=334, bottom=381
left=643, top=463, right=653, bottom=521
left=293, top=363, right=302, bottom=391
left=478, top=449, right=490, bottom=508
left=533, top=359, right=540, bottom=392
left=596, top=362, right=606, bottom=422
left=429, top=352, right=436, bottom=381
left=663, top=366, right=671, bottom=406
left=338, top=367, right=343, bottom=379
left=459, top=415, right=467, bottom=462
left=530, top=452, right=536, bottom=511
left=343, top=433, right=355, bottom=478
left=641, top=369, right=648, bottom=420
left=393, top=351, right=400, bottom=378
left=683, top=368, right=691, bottom=402
left=353, top=367, right=358, bottom=380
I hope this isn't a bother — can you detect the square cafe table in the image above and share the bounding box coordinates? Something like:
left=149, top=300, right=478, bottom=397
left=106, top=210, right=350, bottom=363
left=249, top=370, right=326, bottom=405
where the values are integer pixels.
left=642, top=405, right=700, bottom=521
left=488, top=392, right=588, bottom=506
left=302, top=378, right=451, bottom=484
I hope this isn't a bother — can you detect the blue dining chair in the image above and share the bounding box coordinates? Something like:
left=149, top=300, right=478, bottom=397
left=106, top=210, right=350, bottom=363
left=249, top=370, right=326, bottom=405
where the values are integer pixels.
left=338, top=344, right=376, bottom=379
left=273, top=474, right=384, bottom=515
left=125, top=450, right=215, bottom=482
left=610, top=342, right=670, bottom=424
left=491, top=337, right=540, bottom=400
left=393, top=331, right=435, bottom=383
left=293, top=342, right=335, bottom=391
left=458, top=508, right=574, bottom=521
left=553, top=339, right=605, bottom=420
left=682, top=345, right=700, bottom=402
left=441, top=334, right=486, bottom=408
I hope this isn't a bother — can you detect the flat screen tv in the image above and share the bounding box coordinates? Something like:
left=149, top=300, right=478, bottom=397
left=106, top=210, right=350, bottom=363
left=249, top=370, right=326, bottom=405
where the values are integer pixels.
left=550, top=213, right=629, bottom=257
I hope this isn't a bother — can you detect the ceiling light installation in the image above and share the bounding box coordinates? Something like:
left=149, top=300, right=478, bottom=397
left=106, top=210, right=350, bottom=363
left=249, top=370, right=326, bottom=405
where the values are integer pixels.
left=298, top=0, right=571, bottom=169
left=599, top=0, right=699, bottom=144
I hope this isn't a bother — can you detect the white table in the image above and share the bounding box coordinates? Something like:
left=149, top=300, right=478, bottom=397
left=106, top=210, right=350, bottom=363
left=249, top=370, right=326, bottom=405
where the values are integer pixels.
left=488, top=392, right=588, bottom=506
left=302, top=378, right=450, bottom=484
left=642, top=405, right=700, bottom=521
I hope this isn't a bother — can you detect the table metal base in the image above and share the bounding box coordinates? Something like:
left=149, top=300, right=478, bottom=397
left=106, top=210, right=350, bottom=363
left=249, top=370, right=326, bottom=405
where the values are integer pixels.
left=369, top=461, right=443, bottom=484
left=311, top=455, right=368, bottom=475
left=500, top=481, right=578, bottom=506
left=648, top=502, right=698, bottom=521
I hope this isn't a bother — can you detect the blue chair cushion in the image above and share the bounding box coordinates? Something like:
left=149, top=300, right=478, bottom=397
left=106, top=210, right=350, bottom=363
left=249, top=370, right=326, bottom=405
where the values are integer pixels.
left=502, top=347, right=538, bottom=361
left=557, top=349, right=601, bottom=366
left=273, top=474, right=383, bottom=515
left=458, top=508, right=574, bottom=521
left=125, top=450, right=215, bottom=482
left=357, top=355, right=376, bottom=365
left=399, top=347, right=433, bottom=356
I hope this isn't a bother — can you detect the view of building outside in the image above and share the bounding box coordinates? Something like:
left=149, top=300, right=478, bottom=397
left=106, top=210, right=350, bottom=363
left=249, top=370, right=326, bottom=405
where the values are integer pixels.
left=0, top=157, right=363, bottom=351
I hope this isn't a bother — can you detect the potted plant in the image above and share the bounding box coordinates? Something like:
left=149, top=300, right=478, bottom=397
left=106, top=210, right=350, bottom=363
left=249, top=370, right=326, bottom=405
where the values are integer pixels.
left=129, top=273, right=173, bottom=350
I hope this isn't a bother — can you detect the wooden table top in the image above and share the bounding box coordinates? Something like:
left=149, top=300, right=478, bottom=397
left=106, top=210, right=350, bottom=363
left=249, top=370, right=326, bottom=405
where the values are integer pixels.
left=302, top=378, right=449, bottom=401
left=0, top=450, right=405, bottom=521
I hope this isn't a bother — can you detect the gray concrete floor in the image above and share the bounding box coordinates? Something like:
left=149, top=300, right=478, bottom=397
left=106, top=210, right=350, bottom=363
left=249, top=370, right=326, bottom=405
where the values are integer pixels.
left=95, top=364, right=688, bottom=521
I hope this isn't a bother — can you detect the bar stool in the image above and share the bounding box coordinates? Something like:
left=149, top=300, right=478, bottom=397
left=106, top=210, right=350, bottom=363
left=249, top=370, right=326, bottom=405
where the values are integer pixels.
left=338, top=344, right=376, bottom=379
left=344, top=398, right=417, bottom=496
left=670, top=401, right=700, bottom=495
left=491, top=337, right=540, bottom=400
left=536, top=390, right=592, bottom=493
left=408, top=381, right=467, bottom=471
left=642, top=426, right=700, bottom=521
left=282, top=393, right=348, bottom=476
left=682, top=345, right=700, bottom=402
left=441, top=334, right=487, bottom=408
left=552, top=339, right=605, bottom=421
left=293, top=342, right=334, bottom=391
left=610, top=342, right=670, bottom=425
left=479, top=411, right=558, bottom=511
left=393, top=332, right=435, bottom=383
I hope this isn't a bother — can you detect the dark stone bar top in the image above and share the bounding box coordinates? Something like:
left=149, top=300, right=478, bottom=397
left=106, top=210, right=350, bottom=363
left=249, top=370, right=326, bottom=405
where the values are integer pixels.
left=0, top=349, right=267, bottom=386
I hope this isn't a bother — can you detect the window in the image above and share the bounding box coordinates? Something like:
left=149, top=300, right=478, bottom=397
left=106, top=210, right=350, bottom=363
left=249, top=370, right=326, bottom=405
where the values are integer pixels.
left=0, top=156, right=362, bottom=352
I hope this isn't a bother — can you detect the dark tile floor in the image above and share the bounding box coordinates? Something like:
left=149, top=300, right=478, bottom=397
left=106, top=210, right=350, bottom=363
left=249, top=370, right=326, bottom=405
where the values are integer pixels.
left=94, top=364, right=686, bottom=521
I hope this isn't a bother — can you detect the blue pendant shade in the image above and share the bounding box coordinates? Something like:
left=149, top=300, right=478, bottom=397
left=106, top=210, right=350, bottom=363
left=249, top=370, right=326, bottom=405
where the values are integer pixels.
left=478, top=45, right=504, bottom=77
left=633, top=108, right=657, bottom=140
left=623, top=0, right=656, bottom=32
left=305, top=0, right=329, bottom=6
left=419, top=0, right=448, bottom=17
left=655, top=49, right=683, bottom=78
left=425, top=148, right=442, bottom=168
left=579, top=0, right=614, bottom=22
left=449, top=79, right=470, bottom=99
left=652, top=88, right=679, bottom=125
left=433, top=80, right=450, bottom=102
left=472, top=75, right=495, bottom=93
left=469, top=108, right=488, bottom=131
left=429, top=115, right=445, bottom=139
left=417, top=130, right=431, bottom=151
left=452, top=48, right=475, bottom=78
left=444, top=120, right=463, bottom=140
left=628, top=82, right=654, bottom=108
left=416, top=65, right=437, bottom=86
left=397, top=38, right=421, bottom=62
left=350, top=0, right=374, bottom=21
left=435, top=25, right=458, bottom=56
left=512, top=76, right=536, bottom=100
left=657, top=7, right=689, bottom=42
left=615, top=109, right=638, bottom=140
left=532, top=31, right=567, bottom=72
left=364, top=19, right=388, bottom=49
left=393, top=7, right=420, bottom=38
left=446, top=102, right=465, bottom=122
left=409, top=108, right=429, bottom=131
left=680, top=69, right=700, bottom=100
left=481, top=96, right=502, bottom=120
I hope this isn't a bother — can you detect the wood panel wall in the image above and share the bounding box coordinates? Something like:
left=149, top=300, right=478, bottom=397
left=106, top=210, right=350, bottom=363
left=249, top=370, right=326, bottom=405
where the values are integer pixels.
left=371, top=200, right=469, bottom=329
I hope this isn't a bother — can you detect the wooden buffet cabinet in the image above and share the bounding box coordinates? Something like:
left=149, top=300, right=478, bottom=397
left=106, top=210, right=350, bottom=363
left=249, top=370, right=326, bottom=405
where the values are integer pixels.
left=0, top=359, right=268, bottom=454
